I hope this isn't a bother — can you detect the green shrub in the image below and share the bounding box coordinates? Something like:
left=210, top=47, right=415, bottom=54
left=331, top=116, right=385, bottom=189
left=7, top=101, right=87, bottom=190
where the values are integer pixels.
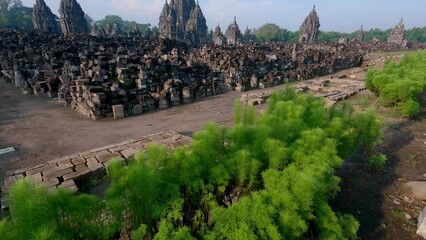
left=0, top=87, right=385, bottom=239
left=368, top=154, right=388, bottom=171
left=366, top=51, right=426, bottom=117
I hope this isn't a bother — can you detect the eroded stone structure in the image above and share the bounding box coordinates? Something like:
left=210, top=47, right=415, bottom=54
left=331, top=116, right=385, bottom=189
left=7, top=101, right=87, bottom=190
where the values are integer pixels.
left=212, top=24, right=225, bottom=46
left=388, top=18, right=407, bottom=47
left=159, top=0, right=209, bottom=45
left=225, top=17, right=243, bottom=45
left=59, top=0, right=89, bottom=35
left=354, top=25, right=364, bottom=42
left=299, top=5, right=320, bottom=43
left=32, top=0, right=60, bottom=33
left=1, top=27, right=424, bottom=120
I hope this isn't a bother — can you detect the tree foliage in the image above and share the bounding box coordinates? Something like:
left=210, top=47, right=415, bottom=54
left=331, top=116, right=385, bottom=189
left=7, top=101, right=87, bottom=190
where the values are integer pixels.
left=366, top=51, right=426, bottom=117
left=0, top=88, right=384, bottom=239
left=95, top=15, right=151, bottom=34
left=251, top=24, right=426, bottom=43
left=0, top=3, right=32, bottom=30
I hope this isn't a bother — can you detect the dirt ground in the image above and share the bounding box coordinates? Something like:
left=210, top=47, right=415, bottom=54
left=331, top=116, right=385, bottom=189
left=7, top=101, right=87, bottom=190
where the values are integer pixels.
left=0, top=78, right=245, bottom=178
left=332, top=90, right=426, bottom=240
left=0, top=53, right=425, bottom=239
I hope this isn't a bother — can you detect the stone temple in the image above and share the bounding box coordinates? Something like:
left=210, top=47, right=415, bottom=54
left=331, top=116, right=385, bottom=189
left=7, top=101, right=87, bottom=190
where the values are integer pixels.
left=159, top=0, right=209, bottom=46
left=353, top=25, right=364, bottom=42
left=212, top=24, right=225, bottom=46
left=225, top=17, right=243, bottom=45
left=32, top=0, right=60, bottom=33
left=299, top=5, right=320, bottom=43
left=388, top=18, right=407, bottom=48
left=59, top=0, right=89, bottom=35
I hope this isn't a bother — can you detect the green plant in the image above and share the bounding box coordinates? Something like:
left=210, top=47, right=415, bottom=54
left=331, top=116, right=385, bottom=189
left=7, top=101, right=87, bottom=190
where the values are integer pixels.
left=368, top=154, right=388, bottom=171
left=0, top=87, right=386, bottom=239
left=366, top=51, right=426, bottom=117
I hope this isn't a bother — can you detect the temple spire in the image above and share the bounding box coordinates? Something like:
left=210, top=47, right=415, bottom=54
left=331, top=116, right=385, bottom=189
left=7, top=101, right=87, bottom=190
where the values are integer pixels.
left=313, top=5, right=316, bottom=11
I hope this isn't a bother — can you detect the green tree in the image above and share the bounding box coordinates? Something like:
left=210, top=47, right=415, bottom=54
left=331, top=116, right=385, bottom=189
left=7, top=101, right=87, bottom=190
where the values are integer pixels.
left=254, top=23, right=286, bottom=42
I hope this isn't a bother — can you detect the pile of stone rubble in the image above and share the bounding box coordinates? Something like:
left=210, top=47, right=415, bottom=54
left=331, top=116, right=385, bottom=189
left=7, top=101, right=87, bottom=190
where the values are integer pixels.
left=0, top=29, right=423, bottom=119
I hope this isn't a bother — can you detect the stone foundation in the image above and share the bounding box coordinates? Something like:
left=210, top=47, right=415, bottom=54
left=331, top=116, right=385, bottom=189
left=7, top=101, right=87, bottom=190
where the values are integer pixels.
left=0, top=130, right=192, bottom=211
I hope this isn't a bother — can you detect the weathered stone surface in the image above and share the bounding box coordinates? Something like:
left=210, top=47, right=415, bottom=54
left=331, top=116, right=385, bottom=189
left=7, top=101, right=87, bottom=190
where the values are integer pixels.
left=27, top=173, right=43, bottom=184
left=225, top=17, right=243, bottom=45
left=299, top=5, right=320, bottom=43
left=120, top=148, right=139, bottom=159
left=43, top=167, right=74, bottom=180
left=418, top=207, right=426, bottom=239
left=388, top=18, right=407, bottom=47
left=42, top=178, right=60, bottom=188
left=58, top=180, right=78, bottom=192
left=212, top=24, right=225, bottom=46
left=1, top=130, right=193, bottom=209
left=402, top=181, right=426, bottom=200
left=59, top=0, right=89, bottom=35
left=133, top=105, right=143, bottom=115
left=159, top=0, right=209, bottom=45
left=26, top=164, right=56, bottom=176
left=95, top=152, right=123, bottom=163
left=32, top=0, right=60, bottom=33
left=71, top=156, right=86, bottom=166
left=113, top=105, right=124, bottom=119
left=63, top=165, right=90, bottom=181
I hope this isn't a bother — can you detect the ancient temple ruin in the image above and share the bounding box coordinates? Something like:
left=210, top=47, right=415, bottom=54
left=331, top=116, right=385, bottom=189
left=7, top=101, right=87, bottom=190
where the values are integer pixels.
left=32, top=0, right=60, bottom=33
left=212, top=24, right=225, bottom=46
left=388, top=18, right=407, bottom=47
left=59, top=0, right=89, bottom=35
left=299, top=5, right=320, bottom=43
left=244, top=26, right=256, bottom=43
left=225, top=17, right=243, bottom=45
left=354, top=25, right=364, bottom=42
left=159, top=0, right=209, bottom=45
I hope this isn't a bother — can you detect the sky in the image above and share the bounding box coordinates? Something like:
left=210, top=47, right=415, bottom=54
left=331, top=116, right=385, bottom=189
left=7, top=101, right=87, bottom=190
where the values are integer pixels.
left=22, top=0, right=426, bottom=32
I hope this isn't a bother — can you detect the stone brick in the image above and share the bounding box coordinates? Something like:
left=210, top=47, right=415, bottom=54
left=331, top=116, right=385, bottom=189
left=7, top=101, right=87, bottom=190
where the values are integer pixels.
left=43, top=168, right=73, bottom=180
left=42, top=164, right=73, bottom=177
left=86, top=157, right=99, bottom=167
left=138, top=138, right=154, bottom=145
left=112, top=104, right=124, bottom=119
left=4, top=175, right=17, bottom=188
left=96, top=152, right=123, bottom=163
left=109, top=145, right=127, bottom=153
left=86, top=157, right=104, bottom=176
left=26, top=173, right=43, bottom=184
left=71, top=156, right=86, bottom=166
left=149, top=134, right=165, bottom=141
left=42, top=178, right=59, bottom=188
left=133, top=104, right=142, bottom=115
left=120, top=148, right=139, bottom=159
left=58, top=180, right=78, bottom=192
left=63, top=165, right=90, bottom=181
left=26, top=164, right=56, bottom=176
left=83, top=149, right=109, bottom=159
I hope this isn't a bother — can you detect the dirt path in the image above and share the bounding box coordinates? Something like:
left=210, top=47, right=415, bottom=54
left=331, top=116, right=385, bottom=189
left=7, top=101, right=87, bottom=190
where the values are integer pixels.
left=0, top=79, right=247, bottom=178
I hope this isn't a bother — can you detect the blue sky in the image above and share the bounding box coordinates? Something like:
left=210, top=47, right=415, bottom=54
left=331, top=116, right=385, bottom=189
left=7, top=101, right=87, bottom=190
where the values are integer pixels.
left=22, top=0, right=425, bottom=32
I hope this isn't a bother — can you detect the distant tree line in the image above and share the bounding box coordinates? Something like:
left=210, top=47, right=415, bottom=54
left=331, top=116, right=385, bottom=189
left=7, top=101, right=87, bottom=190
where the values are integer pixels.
left=0, top=0, right=33, bottom=29
left=94, top=15, right=155, bottom=35
left=252, top=23, right=426, bottom=43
